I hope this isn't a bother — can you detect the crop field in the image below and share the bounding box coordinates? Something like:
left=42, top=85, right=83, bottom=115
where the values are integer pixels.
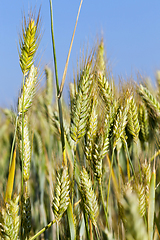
left=1, top=2, right=160, bottom=240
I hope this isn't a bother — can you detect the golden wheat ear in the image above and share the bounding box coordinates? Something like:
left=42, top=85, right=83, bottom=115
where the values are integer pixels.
left=19, top=9, right=41, bottom=76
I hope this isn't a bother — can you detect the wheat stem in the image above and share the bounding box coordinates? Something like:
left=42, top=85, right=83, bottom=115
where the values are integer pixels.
left=49, top=0, right=66, bottom=166
left=71, top=145, right=76, bottom=206
left=99, top=178, right=108, bottom=228
left=29, top=219, right=56, bottom=240
left=106, top=146, right=115, bottom=229
left=21, top=74, right=25, bottom=196
left=123, top=138, right=136, bottom=180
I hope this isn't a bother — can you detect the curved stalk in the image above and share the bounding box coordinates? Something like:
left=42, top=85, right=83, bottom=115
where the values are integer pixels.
left=49, top=0, right=66, bottom=166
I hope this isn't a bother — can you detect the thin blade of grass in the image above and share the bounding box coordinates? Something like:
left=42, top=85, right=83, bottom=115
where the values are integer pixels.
left=67, top=201, right=76, bottom=240
left=58, top=0, right=83, bottom=99
left=148, top=160, right=156, bottom=240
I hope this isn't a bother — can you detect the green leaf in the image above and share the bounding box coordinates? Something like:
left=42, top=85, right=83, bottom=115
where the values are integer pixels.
left=67, top=201, right=76, bottom=240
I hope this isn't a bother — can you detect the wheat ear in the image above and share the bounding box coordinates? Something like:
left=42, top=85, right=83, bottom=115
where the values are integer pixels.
left=84, top=98, right=98, bottom=167
left=121, top=190, right=148, bottom=240
left=21, top=182, right=31, bottom=239
left=19, top=10, right=40, bottom=76
left=17, top=115, right=31, bottom=183
left=127, top=95, right=140, bottom=142
left=92, top=114, right=110, bottom=182
left=0, top=195, right=20, bottom=240
left=139, top=84, right=160, bottom=118
left=18, top=65, right=37, bottom=115
left=80, top=167, right=99, bottom=227
left=52, top=167, right=70, bottom=222
left=70, top=62, right=93, bottom=144
left=113, top=96, right=131, bottom=147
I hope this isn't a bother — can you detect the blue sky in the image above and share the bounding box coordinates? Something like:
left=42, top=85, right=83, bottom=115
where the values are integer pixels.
left=1, top=1, right=160, bottom=108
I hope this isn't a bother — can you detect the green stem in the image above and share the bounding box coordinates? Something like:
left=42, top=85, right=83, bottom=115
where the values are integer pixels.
left=106, top=145, right=115, bottom=228
left=99, top=178, right=108, bottom=228
left=71, top=144, right=76, bottom=205
left=21, top=74, right=25, bottom=240
left=9, top=115, right=18, bottom=168
left=49, top=0, right=66, bottom=165
left=89, top=218, right=93, bottom=240
left=29, top=219, right=56, bottom=240
left=21, top=74, right=25, bottom=193
left=123, top=139, right=136, bottom=180
left=84, top=211, right=91, bottom=240
left=56, top=222, right=60, bottom=240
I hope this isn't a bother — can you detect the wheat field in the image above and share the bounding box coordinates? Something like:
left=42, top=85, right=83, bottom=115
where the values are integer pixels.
left=1, top=2, right=160, bottom=240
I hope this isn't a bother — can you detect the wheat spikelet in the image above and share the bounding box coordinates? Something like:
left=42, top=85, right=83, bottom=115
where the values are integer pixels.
left=92, top=114, right=110, bottom=181
left=45, top=66, right=53, bottom=106
left=98, top=74, right=112, bottom=110
left=19, top=11, right=40, bottom=75
left=95, top=39, right=106, bottom=77
left=70, top=62, right=93, bottom=143
left=84, top=99, right=98, bottom=166
left=136, top=184, right=146, bottom=217
left=21, top=183, right=31, bottom=239
left=141, top=160, right=151, bottom=206
left=17, top=115, right=31, bottom=182
left=80, top=167, right=99, bottom=226
left=139, top=84, right=160, bottom=118
left=52, top=167, right=70, bottom=222
left=138, top=103, right=149, bottom=142
left=113, top=96, right=131, bottom=147
left=127, top=95, right=140, bottom=142
left=18, top=65, right=37, bottom=115
left=0, top=195, right=20, bottom=240
left=121, top=190, right=148, bottom=240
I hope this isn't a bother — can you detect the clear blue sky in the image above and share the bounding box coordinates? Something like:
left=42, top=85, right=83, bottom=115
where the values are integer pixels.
left=1, top=0, right=160, bottom=108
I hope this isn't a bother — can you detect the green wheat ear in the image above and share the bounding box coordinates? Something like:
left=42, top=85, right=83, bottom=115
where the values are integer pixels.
left=52, top=167, right=70, bottom=222
left=80, top=167, right=99, bottom=226
left=127, top=95, right=140, bottom=142
left=17, top=115, right=31, bottom=183
left=84, top=98, right=98, bottom=167
left=113, top=96, right=131, bottom=147
left=19, top=9, right=41, bottom=76
left=18, top=65, right=38, bottom=115
left=45, top=66, right=53, bottom=106
left=121, top=189, right=148, bottom=240
left=70, top=61, right=93, bottom=144
left=21, top=183, right=32, bottom=239
left=139, top=84, right=160, bottom=118
left=0, top=195, right=20, bottom=240
left=95, top=38, right=106, bottom=76
left=138, top=103, right=149, bottom=143
left=92, top=113, right=110, bottom=182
